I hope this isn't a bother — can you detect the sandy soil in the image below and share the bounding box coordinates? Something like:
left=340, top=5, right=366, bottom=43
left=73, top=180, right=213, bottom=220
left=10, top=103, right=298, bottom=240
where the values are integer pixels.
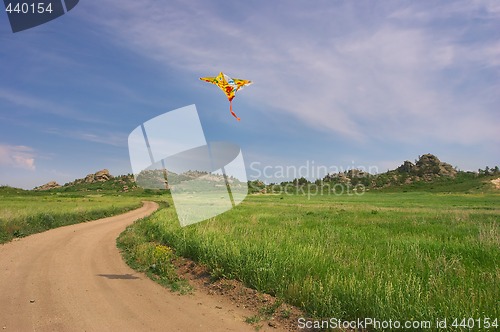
left=491, top=178, right=500, bottom=189
left=0, top=201, right=284, bottom=332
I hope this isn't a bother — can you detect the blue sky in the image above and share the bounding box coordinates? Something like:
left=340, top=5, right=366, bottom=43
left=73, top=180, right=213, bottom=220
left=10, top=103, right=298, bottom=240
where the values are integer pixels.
left=1, top=0, right=499, bottom=189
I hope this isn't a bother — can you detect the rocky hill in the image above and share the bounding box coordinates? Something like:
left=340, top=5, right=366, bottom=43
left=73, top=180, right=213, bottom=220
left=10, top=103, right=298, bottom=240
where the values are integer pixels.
left=33, top=154, right=499, bottom=193
left=64, top=169, right=114, bottom=186
left=33, top=181, right=61, bottom=191
left=34, top=169, right=137, bottom=192
left=258, top=153, right=500, bottom=192
left=33, top=168, right=242, bottom=193
left=134, top=169, right=243, bottom=190
left=320, top=154, right=459, bottom=188
left=396, top=154, right=457, bottom=181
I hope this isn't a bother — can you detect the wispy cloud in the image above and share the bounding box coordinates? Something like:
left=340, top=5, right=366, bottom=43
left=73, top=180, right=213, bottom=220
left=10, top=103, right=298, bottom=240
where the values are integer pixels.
left=79, top=0, right=499, bottom=146
left=0, top=144, right=36, bottom=170
left=43, top=128, right=128, bottom=147
left=0, top=88, right=112, bottom=125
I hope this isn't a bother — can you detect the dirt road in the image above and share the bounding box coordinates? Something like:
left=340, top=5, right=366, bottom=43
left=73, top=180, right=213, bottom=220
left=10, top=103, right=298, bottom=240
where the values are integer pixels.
left=0, top=202, right=261, bottom=331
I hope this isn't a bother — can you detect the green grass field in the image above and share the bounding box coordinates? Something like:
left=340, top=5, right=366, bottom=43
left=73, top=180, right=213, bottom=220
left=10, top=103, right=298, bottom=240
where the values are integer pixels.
left=0, top=187, right=143, bottom=243
left=2, top=177, right=498, bottom=330
left=121, top=191, right=499, bottom=329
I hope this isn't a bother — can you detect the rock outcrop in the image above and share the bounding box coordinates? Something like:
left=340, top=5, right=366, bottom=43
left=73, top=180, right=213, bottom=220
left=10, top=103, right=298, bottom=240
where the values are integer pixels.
left=397, top=154, right=457, bottom=180
left=320, top=153, right=460, bottom=189
left=86, top=169, right=112, bottom=183
left=33, top=181, right=61, bottom=191
left=65, top=169, right=114, bottom=186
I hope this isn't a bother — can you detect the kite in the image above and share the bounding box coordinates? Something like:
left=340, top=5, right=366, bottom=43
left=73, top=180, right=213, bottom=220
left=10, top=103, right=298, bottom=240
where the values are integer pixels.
left=200, top=72, right=252, bottom=121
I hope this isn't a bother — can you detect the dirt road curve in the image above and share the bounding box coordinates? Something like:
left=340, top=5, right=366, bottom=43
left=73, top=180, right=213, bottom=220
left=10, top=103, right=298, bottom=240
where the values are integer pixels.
left=0, top=202, right=261, bottom=332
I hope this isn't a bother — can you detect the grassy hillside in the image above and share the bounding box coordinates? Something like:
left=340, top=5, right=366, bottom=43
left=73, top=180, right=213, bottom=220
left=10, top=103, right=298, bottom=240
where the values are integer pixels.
left=372, top=173, right=498, bottom=193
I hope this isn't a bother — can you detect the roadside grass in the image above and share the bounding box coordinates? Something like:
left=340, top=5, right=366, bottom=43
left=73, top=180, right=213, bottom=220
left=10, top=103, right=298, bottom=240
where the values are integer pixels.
left=0, top=190, right=144, bottom=243
left=117, top=210, right=192, bottom=294
left=124, top=192, right=499, bottom=330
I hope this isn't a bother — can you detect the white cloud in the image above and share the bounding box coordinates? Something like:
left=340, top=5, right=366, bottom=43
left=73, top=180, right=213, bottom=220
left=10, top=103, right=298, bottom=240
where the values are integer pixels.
left=79, top=0, right=499, bottom=145
left=0, top=144, right=36, bottom=170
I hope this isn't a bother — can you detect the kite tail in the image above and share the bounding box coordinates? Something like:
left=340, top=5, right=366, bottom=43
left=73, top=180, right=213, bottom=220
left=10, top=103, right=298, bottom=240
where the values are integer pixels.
left=229, top=100, right=240, bottom=121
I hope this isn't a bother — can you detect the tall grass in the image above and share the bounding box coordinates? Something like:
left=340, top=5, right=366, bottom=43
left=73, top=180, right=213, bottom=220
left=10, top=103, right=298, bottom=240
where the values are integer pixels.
left=127, top=192, right=499, bottom=329
left=0, top=194, right=143, bottom=243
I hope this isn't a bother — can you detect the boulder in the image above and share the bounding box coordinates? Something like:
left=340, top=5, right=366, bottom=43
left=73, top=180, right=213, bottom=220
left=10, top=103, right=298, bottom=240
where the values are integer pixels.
left=94, top=169, right=112, bottom=182
left=34, top=181, right=61, bottom=191
left=396, top=154, right=457, bottom=179
left=83, top=169, right=112, bottom=183
left=397, top=161, right=415, bottom=173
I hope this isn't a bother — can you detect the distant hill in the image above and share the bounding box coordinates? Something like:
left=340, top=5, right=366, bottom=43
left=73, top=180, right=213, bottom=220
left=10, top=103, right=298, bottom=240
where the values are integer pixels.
left=251, top=154, right=500, bottom=194
left=33, top=168, right=243, bottom=194
left=31, top=154, right=500, bottom=194
left=0, top=185, right=28, bottom=195
left=322, top=154, right=499, bottom=192
left=34, top=169, right=138, bottom=193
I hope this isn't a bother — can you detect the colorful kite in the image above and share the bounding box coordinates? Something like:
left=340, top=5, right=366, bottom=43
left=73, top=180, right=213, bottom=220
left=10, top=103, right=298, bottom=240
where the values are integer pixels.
left=200, top=72, right=252, bottom=121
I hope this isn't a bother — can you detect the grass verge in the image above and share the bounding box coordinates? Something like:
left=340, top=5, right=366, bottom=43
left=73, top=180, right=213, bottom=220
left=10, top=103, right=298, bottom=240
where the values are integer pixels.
left=116, top=207, right=192, bottom=294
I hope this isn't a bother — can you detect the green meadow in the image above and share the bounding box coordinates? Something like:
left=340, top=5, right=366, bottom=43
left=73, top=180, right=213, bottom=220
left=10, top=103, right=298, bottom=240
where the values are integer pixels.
left=2, top=180, right=498, bottom=330
left=120, top=191, right=499, bottom=329
left=0, top=187, right=143, bottom=243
